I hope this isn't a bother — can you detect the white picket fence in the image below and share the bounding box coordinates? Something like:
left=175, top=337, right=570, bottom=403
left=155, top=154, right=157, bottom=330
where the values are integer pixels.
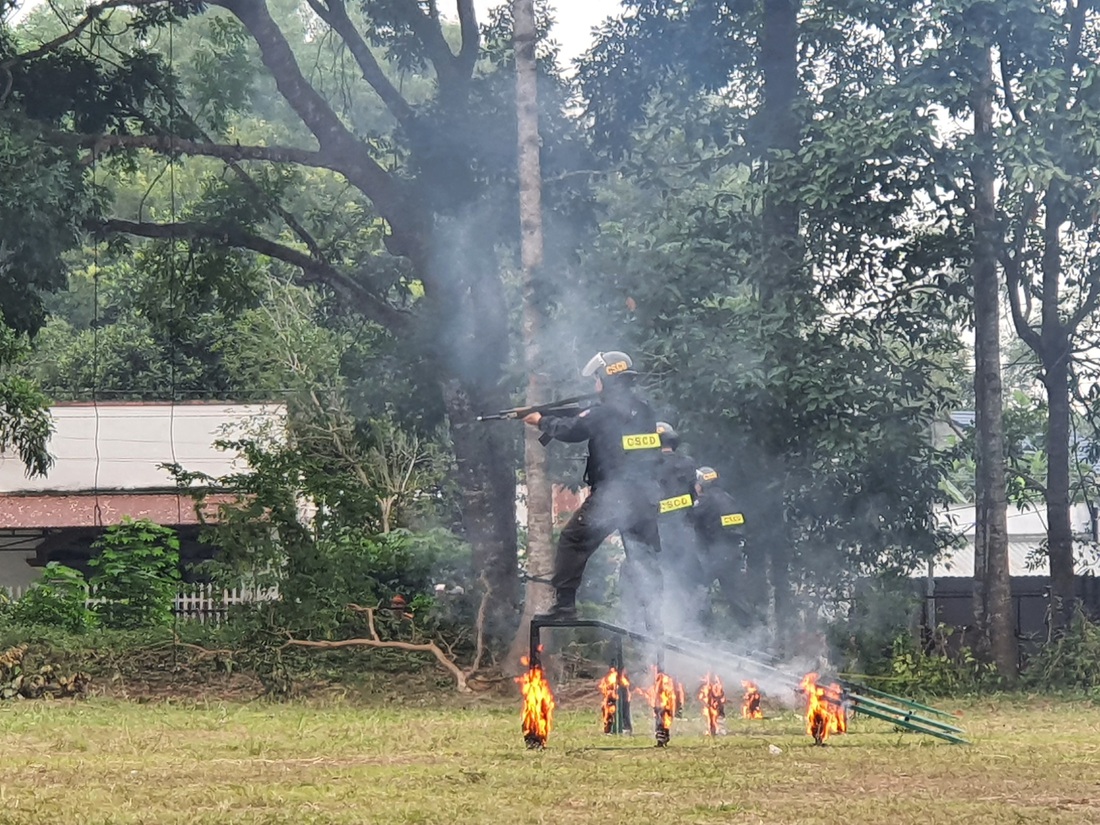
left=3, top=582, right=279, bottom=625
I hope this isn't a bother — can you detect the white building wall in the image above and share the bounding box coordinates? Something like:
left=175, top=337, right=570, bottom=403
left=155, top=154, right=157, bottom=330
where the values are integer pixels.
left=0, top=403, right=285, bottom=492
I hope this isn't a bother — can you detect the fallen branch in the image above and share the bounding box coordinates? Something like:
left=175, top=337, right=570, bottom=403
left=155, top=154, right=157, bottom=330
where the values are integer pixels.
left=285, top=604, right=471, bottom=692
left=472, top=573, right=491, bottom=674
left=169, top=636, right=238, bottom=660
left=281, top=579, right=499, bottom=695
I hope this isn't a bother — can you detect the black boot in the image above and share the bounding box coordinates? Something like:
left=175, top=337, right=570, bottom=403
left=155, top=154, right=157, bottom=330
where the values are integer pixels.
left=534, top=587, right=578, bottom=622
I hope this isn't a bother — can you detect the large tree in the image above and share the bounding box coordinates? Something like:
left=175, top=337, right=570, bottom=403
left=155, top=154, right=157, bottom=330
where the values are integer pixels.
left=508, top=0, right=553, bottom=664
left=987, top=0, right=1100, bottom=631
left=575, top=0, right=965, bottom=644
left=6, top=0, right=591, bottom=639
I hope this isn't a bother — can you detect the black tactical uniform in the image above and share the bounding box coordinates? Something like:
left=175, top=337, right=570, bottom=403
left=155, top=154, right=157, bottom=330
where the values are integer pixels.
left=651, top=426, right=706, bottom=630
left=534, top=352, right=664, bottom=628
left=691, top=469, right=752, bottom=625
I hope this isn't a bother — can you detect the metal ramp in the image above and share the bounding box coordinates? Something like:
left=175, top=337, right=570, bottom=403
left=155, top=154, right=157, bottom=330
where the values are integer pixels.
left=529, top=617, right=969, bottom=744
left=836, top=680, right=968, bottom=744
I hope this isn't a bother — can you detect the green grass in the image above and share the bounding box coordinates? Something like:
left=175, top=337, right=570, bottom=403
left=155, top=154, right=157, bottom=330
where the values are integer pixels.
left=0, top=694, right=1097, bottom=824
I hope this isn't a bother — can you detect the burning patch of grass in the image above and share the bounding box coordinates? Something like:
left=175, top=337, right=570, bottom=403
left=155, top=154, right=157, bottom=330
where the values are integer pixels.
left=0, top=696, right=1096, bottom=824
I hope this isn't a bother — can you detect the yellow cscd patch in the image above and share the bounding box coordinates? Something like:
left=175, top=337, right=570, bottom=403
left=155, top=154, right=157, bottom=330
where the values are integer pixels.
left=659, top=494, right=693, bottom=513
left=700, top=470, right=718, bottom=481
left=721, top=513, right=745, bottom=527
left=605, top=360, right=630, bottom=375
left=622, top=432, right=661, bottom=451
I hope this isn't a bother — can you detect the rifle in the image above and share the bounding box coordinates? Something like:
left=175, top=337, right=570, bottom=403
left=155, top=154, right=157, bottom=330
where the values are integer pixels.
left=477, top=393, right=598, bottom=446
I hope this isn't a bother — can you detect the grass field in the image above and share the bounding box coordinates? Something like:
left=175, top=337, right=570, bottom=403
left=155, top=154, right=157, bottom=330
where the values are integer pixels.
left=0, top=692, right=1097, bottom=824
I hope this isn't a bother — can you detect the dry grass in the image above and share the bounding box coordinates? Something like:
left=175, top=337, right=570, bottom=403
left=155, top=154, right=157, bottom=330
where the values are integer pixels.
left=0, top=692, right=1097, bottom=824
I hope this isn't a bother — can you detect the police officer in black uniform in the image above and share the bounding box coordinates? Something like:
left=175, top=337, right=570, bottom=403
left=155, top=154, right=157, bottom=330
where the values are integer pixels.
left=523, top=351, right=664, bottom=627
left=691, top=466, right=753, bottom=626
left=655, top=423, right=697, bottom=519
left=652, top=423, right=707, bottom=626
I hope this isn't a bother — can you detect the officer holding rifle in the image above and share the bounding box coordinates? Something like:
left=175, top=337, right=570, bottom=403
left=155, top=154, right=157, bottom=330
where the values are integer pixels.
left=521, top=351, right=664, bottom=628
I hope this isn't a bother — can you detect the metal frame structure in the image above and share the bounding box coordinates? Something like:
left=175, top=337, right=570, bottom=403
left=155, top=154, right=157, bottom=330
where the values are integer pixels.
left=528, top=617, right=969, bottom=745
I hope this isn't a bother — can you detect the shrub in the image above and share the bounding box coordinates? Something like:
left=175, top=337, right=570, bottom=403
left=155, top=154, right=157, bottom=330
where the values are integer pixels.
left=88, top=518, right=181, bottom=629
left=1022, top=609, right=1100, bottom=691
left=11, top=563, right=95, bottom=632
left=885, top=625, right=999, bottom=696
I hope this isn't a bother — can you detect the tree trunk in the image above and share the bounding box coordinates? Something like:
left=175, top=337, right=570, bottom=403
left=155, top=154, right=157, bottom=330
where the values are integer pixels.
left=506, top=0, right=554, bottom=669
left=442, top=379, right=520, bottom=642
left=970, top=44, right=1016, bottom=681
left=759, top=0, right=801, bottom=651
left=1045, top=353, right=1075, bottom=627
left=422, top=223, right=520, bottom=644
left=1040, top=194, right=1075, bottom=630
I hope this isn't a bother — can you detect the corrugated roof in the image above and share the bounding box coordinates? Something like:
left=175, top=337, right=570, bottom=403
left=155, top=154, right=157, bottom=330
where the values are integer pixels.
left=930, top=536, right=1100, bottom=578
left=950, top=411, right=976, bottom=429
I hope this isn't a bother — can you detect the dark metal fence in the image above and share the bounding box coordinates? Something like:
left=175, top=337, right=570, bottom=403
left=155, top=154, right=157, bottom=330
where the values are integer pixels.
left=922, top=575, right=1100, bottom=664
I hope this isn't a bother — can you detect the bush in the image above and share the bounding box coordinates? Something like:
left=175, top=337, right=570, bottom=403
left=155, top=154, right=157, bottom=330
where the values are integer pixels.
left=827, top=579, right=922, bottom=676
left=1022, top=609, right=1100, bottom=691
left=264, top=525, right=474, bottom=635
left=885, top=625, right=999, bottom=696
left=10, top=563, right=95, bottom=632
left=89, top=518, right=181, bottom=629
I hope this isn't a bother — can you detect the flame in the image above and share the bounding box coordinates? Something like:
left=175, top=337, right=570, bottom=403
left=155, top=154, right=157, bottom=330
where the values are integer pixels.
left=698, top=673, right=726, bottom=735
left=597, top=666, right=630, bottom=733
left=516, top=653, right=555, bottom=749
left=635, top=667, right=676, bottom=739
left=654, top=670, right=676, bottom=733
left=741, top=680, right=763, bottom=720
left=674, top=679, right=687, bottom=718
left=800, top=673, right=846, bottom=745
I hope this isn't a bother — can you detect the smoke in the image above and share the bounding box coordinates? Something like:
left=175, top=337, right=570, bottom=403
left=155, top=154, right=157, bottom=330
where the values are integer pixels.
left=394, top=0, right=930, bottom=680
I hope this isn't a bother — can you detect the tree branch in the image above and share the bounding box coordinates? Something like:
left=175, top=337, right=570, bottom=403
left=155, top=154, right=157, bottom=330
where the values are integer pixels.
left=1063, top=0, right=1089, bottom=98
left=0, top=0, right=166, bottom=70
left=283, top=635, right=470, bottom=691
left=209, top=0, right=350, bottom=150
left=305, top=0, right=416, bottom=126
left=472, top=572, right=490, bottom=673
left=403, top=0, right=459, bottom=92
left=308, top=603, right=472, bottom=691
left=997, top=49, right=1024, bottom=126
left=1067, top=273, right=1100, bottom=331
left=1004, top=257, right=1043, bottom=352
left=455, top=0, right=479, bottom=82
left=209, top=0, right=407, bottom=220
left=95, top=123, right=329, bottom=262
left=97, top=218, right=410, bottom=332
left=1008, top=463, right=1048, bottom=497
left=1000, top=188, right=1043, bottom=352
left=80, top=133, right=332, bottom=168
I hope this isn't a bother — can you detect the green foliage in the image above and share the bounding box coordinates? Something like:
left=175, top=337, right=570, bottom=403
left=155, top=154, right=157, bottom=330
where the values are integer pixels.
left=88, top=519, right=181, bottom=630
left=269, top=526, right=469, bottom=635
left=10, top=563, right=95, bottom=633
left=885, top=627, right=1000, bottom=696
left=0, top=373, right=53, bottom=477
left=829, top=580, right=923, bottom=676
left=0, top=114, right=97, bottom=334
left=1023, top=611, right=1100, bottom=692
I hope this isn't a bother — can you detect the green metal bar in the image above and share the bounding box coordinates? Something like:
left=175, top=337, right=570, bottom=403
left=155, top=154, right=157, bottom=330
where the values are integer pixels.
left=849, top=694, right=966, bottom=735
left=851, top=703, right=969, bottom=745
left=840, top=681, right=957, bottom=720
left=852, top=697, right=966, bottom=735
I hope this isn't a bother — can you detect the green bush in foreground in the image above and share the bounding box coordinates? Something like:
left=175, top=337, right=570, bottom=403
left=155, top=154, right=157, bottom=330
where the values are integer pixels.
left=89, top=518, right=181, bottom=629
left=10, top=563, right=95, bottom=633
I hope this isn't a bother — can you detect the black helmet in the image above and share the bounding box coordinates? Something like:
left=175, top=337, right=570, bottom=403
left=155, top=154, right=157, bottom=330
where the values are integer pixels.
left=695, top=466, right=719, bottom=486
left=655, top=421, right=680, bottom=450
left=582, top=351, right=637, bottom=381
